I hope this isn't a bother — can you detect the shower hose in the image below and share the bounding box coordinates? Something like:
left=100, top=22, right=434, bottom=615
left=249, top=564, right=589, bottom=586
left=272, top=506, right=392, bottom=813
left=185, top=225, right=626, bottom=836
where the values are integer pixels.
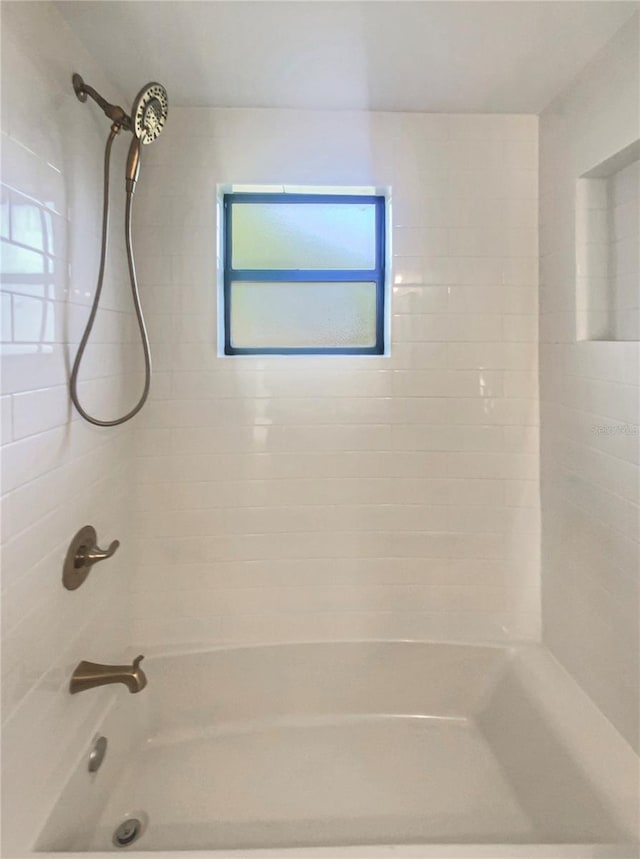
left=69, top=125, right=151, bottom=426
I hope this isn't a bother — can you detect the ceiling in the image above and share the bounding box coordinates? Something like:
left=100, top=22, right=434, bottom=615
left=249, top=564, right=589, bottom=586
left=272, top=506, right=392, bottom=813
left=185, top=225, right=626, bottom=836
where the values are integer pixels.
left=55, top=1, right=638, bottom=113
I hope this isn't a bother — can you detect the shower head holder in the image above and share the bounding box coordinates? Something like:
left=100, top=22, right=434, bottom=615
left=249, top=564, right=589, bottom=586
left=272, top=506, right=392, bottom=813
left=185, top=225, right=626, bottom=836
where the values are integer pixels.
left=72, top=73, right=132, bottom=131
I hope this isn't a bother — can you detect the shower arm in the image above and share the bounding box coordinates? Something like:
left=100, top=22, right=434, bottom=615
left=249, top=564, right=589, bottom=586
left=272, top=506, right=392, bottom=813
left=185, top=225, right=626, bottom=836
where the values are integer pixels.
left=72, top=73, right=132, bottom=132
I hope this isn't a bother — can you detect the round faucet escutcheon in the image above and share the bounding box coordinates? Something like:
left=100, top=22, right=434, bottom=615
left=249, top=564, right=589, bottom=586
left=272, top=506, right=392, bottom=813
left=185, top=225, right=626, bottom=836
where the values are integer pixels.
left=62, top=525, right=120, bottom=590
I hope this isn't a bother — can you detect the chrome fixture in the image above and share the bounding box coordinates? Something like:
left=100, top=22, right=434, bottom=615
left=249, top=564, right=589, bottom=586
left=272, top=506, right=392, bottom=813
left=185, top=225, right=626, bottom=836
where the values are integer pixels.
left=70, top=655, right=147, bottom=694
left=70, top=74, right=168, bottom=426
left=63, top=525, right=120, bottom=590
left=88, top=735, right=108, bottom=773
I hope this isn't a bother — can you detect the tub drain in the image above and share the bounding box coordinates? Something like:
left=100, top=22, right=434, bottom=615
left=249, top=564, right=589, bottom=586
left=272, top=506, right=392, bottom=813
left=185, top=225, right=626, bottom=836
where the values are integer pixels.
left=112, top=818, right=142, bottom=848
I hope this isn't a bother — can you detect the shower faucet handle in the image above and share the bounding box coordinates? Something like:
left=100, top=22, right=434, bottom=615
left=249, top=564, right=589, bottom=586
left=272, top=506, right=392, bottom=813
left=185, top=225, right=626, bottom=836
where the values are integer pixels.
left=63, top=525, right=120, bottom=590
left=82, top=538, right=120, bottom=564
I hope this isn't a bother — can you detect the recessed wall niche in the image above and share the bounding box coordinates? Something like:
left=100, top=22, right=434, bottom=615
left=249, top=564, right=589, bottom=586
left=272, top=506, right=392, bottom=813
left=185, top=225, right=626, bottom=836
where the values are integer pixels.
left=576, top=139, right=639, bottom=341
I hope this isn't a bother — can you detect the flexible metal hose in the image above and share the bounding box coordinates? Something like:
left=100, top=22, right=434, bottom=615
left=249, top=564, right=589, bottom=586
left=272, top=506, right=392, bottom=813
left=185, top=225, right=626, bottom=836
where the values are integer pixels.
left=69, top=126, right=152, bottom=426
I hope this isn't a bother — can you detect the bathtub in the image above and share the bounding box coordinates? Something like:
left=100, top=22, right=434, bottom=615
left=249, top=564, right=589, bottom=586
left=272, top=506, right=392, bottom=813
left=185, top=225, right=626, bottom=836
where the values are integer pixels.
left=34, top=641, right=638, bottom=858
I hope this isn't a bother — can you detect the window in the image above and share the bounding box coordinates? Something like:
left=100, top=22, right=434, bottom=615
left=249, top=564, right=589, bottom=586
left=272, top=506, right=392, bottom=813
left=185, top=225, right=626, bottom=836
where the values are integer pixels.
left=222, top=192, right=387, bottom=355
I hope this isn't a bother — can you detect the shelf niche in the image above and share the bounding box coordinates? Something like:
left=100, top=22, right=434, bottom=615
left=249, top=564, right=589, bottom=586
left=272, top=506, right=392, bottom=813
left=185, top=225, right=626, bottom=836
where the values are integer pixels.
left=576, top=139, right=639, bottom=342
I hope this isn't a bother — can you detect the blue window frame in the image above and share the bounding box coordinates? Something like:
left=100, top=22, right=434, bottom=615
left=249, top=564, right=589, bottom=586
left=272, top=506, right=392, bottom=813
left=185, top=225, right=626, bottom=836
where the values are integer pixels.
left=222, top=192, right=386, bottom=355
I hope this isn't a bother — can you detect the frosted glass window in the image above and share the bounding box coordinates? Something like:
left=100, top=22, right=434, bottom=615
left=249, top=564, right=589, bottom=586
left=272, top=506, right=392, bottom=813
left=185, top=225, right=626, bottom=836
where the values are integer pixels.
left=223, top=192, right=386, bottom=355
left=232, top=203, right=376, bottom=270
left=231, top=282, right=377, bottom=348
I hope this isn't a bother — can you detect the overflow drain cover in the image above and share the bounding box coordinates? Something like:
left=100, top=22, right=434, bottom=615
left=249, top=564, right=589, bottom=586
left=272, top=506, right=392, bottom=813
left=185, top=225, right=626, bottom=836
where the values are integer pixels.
left=88, top=735, right=107, bottom=773
left=113, top=818, right=142, bottom=848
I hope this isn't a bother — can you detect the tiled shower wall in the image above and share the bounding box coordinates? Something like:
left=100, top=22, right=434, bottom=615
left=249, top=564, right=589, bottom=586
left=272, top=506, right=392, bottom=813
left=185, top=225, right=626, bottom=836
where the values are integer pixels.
left=539, top=15, right=639, bottom=752
left=1, top=2, right=137, bottom=851
left=132, top=108, right=540, bottom=648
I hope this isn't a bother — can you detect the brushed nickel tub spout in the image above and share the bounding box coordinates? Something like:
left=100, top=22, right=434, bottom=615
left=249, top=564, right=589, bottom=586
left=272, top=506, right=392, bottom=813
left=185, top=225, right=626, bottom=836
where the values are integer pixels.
left=70, top=655, right=146, bottom=694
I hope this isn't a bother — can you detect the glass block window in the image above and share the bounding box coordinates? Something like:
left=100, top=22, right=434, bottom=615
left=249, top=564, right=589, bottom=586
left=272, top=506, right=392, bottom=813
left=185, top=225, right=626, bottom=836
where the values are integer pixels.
left=222, top=193, right=386, bottom=355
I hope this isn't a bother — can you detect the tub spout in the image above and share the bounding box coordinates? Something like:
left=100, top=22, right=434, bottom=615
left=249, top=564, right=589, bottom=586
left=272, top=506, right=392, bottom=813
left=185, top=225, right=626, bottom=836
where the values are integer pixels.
left=69, top=655, right=146, bottom=694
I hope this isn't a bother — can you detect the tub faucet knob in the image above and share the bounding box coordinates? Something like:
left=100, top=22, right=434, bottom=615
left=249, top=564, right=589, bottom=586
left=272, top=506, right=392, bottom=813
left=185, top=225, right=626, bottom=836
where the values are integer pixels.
left=63, top=525, right=120, bottom=590
left=82, top=538, right=120, bottom=565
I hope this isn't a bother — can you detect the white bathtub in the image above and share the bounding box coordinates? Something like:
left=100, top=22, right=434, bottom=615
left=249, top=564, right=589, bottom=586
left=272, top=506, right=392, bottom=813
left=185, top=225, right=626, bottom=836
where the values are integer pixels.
left=35, top=642, right=638, bottom=858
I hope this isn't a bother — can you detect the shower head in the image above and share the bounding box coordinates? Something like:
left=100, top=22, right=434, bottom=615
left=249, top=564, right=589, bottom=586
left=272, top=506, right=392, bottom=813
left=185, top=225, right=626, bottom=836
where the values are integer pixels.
left=131, top=82, right=168, bottom=144
left=72, top=74, right=168, bottom=195
left=126, top=82, right=168, bottom=194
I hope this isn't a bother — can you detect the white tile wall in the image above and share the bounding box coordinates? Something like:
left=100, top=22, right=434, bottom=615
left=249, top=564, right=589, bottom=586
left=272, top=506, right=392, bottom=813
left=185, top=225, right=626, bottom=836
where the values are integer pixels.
left=132, top=107, right=540, bottom=649
left=1, top=3, right=137, bottom=852
left=539, top=14, right=639, bottom=752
